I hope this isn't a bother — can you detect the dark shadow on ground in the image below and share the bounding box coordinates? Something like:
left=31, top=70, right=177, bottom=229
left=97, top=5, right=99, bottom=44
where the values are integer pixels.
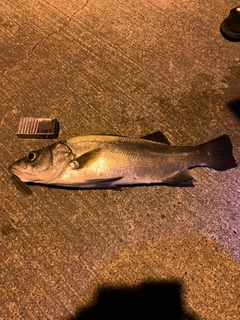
left=23, top=181, right=194, bottom=191
left=68, top=281, right=199, bottom=320
left=227, top=99, right=240, bottom=119
left=9, top=178, right=195, bottom=195
left=10, top=175, right=33, bottom=195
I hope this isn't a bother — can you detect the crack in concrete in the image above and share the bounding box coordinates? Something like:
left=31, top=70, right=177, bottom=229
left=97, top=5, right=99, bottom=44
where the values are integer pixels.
left=81, top=0, right=89, bottom=11
left=28, top=0, right=90, bottom=56
left=1, top=0, right=89, bottom=76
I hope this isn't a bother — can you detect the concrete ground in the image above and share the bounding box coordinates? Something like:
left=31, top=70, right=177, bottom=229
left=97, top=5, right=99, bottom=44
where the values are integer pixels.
left=1, top=0, right=240, bottom=319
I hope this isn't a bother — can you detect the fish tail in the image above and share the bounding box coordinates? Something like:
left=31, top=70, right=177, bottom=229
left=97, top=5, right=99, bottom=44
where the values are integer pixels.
left=198, top=135, right=237, bottom=171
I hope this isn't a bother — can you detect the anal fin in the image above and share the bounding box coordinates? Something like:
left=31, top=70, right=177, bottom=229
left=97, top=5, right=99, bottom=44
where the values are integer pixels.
left=162, top=170, right=194, bottom=184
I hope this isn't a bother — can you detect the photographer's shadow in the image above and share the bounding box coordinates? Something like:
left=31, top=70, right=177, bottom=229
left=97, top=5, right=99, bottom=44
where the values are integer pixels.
left=69, top=281, right=198, bottom=320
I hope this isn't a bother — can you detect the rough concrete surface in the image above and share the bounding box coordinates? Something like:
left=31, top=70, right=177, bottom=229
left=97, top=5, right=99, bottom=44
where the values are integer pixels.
left=0, top=0, right=240, bottom=319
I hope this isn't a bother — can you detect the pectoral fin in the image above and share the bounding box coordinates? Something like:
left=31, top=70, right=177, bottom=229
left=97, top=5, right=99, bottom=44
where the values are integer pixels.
left=73, top=148, right=102, bottom=169
left=86, top=176, right=123, bottom=183
left=162, top=170, right=194, bottom=184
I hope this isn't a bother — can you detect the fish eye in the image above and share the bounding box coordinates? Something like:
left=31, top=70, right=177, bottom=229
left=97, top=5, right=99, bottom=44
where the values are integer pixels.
left=27, top=152, right=37, bottom=162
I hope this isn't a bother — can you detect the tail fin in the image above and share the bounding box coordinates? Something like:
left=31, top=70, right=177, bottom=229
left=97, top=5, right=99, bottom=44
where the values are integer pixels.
left=199, top=135, right=237, bottom=171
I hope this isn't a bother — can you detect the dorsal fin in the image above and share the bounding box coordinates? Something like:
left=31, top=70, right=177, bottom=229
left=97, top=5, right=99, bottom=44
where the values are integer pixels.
left=141, top=131, right=171, bottom=145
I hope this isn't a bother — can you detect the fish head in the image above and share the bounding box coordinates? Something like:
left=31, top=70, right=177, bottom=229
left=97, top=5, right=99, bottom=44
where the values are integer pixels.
left=9, top=141, right=73, bottom=184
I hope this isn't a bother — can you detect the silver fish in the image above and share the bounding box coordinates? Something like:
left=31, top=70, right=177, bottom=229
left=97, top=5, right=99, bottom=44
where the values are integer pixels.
left=9, top=132, right=237, bottom=188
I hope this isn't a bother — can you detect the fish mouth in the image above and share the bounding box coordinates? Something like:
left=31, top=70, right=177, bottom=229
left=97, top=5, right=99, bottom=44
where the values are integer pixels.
left=8, top=164, right=26, bottom=181
left=9, top=171, right=29, bottom=183
left=8, top=164, right=18, bottom=175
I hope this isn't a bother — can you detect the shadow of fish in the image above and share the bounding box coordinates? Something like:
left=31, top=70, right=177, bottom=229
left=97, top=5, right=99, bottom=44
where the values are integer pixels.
left=9, top=132, right=237, bottom=189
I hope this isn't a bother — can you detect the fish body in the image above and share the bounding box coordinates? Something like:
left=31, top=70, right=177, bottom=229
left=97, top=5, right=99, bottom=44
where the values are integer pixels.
left=9, top=132, right=237, bottom=188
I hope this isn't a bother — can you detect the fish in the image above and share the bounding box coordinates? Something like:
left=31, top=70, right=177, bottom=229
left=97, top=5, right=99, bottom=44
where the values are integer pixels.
left=9, top=132, right=237, bottom=189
